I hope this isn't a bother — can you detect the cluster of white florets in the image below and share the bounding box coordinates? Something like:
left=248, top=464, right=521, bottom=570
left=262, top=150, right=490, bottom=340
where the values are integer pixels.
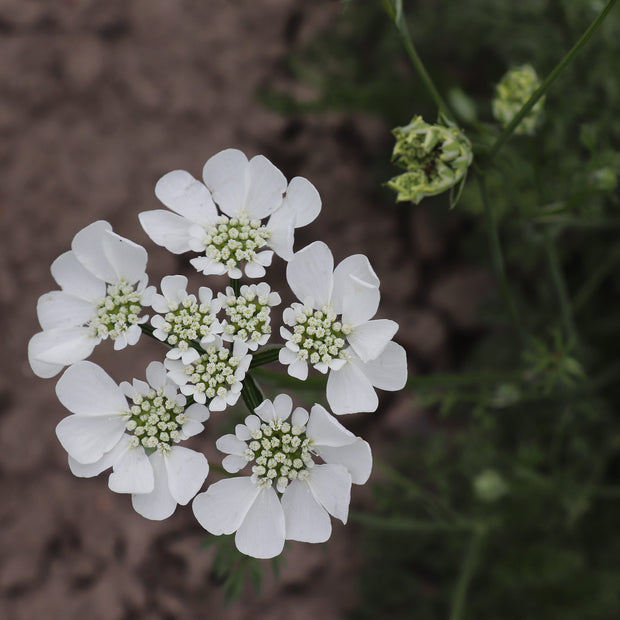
left=125, top=388, right=186, bottom=451
left=246, top=417, right=313, bottom=492
left=157, top=297, right=217, bottom=352
left=203, top=212, right=271, bottom=272
left=90, top=280, right=143, bottom=340
left=184, top=345, right=242, bottom=400
left=222, top=288, right=271, bottom=346
left=291, top=304, right=351, bottom=366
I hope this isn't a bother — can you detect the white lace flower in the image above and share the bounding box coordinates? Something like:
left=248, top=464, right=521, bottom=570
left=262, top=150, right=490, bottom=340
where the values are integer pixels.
left=218, top=282, right=281, bottom=351
left=138, top=148, right=321, bottom=279
left=164, top=336, right=252, bottom=411
left=150, top=274, right=222, bottom=364
left=55, top=361, right=210, bottom=520
left=279, top=241, right=407, bottom=414
left=192, top=395, right=371, bottom=559
left=28, top=221, right=155, bottom=378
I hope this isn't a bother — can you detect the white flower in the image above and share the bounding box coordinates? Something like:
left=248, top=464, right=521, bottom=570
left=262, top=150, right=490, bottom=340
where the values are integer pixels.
left=150, top=274, right=223, bottom=364
left=279, top=241, right=407, bottom=414
left=192, top=395, right=372, bottom=559
left=218, top=282, right=281, bottom=351
left=28, top=221, right=155, bottom=378
left=138, top=148, right=321, bottom=279
left=164, top=336, right=252, bottom=411
left=55, top=360, right=210, bottom=520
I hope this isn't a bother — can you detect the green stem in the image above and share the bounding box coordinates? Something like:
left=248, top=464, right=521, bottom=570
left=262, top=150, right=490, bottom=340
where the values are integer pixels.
left=230, top=278, right=241, bottom=296
left=449, top=525, right=487, bottom=620
left=250, top=345, right=283, bottom=369
left=477, top=175, right=525, bottom=341
left=543, top=230, right=577, bottom=344
left=380, top=0, right=455, bottom=122
left=573, top=243, right=620, bottom=313
left=486, top=0, right=618, bottom=164
left=240, top=372, right=265, bottom=413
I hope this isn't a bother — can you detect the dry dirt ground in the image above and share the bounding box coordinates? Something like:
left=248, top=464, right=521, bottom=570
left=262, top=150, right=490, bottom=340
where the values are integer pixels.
left=0, top=1, right=491, bottom=618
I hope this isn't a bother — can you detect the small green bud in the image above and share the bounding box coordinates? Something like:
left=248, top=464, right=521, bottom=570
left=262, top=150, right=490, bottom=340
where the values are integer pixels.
left=473, top=469, right=508, bottom=503
left=387, top=115, right=473, bottom=204
left=492, top=64, right=544, bottom=135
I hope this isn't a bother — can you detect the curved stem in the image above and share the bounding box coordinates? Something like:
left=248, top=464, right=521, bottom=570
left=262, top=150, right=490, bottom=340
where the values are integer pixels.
left=486, top=0, right=618, bottom=164
left=241, top=372, right=265, bottom=413
left=250, top=345, right=283, bottom=369
left=380, top=0, right=456, bottom=122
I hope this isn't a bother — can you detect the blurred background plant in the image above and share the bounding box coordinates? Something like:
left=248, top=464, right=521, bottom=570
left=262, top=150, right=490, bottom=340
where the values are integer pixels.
left=262, top=0, right=620, bottom=617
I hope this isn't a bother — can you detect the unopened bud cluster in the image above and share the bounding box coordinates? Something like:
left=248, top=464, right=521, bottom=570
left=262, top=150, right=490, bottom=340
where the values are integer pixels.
left=125, top=388, right=185, bottom=451
left=387, top=115, right=473, bottom=204
left=157, top=296, right=217, bottom=352
left=492, top=64, right=544, bottom=135
left=90, top=280, right=144, bottom=340
left=203, top=212, right=271, bottom=271
left=184, top=345, right=241, bottom=400
left=292, top=305, right=351, bottom=367
left=246, top=417, right=313, bottom=492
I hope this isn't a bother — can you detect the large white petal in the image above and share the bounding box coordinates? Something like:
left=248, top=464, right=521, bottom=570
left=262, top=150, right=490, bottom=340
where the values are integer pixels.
left=160, top=274, right=188, bottom=304
left=185, top=403, right=210, bottom=424
left=331, top=254, right=379, bottom=314
left=29, top=327, right=97, bottom=367
left=286, top=241, right=334, bottom=308
left=306, top=463, right=351, bottom=523
left=282, top=480, right=331, bottom=543
left=190, top=256, right=228, bottom=276
left=164, top=446, right=209, bottom=505
left=27, top=343, right=65, bottom=378
left=243, top=155, right=287, bottom=219
left=254, top=399, right=276, bottom=423
left=155, top=169, right=217, bottom=224
left=235, top=486, right=285, bottom=559
left=131, top=451, right=178, bottom=520
left=108, top=445, right=154, bottom=494
left=326, top=362, right=378, bottom=415
left=145, top=361, right=167, bottom=391
left=55, top=361, right=127, bottom=415
left=202, top=149, right=248, bottom=216
left=51, top=251, right=106, bottom=301
left=357, top=341, right=408, bottom=391
left=138, top=210, right=194, bottom=254
left=306, top=403, right=356, bottom=447
left=222, top=454, right=249, bottom=473
left=192, top=477, right=261, bottom=535
left=341, top=276, right=380, bottom=327
left=55, top=414, right=126, bottom=464
left=37, top=291, right=94, bottom=331
left=68, top=435, right=131, bottom=478
left=347, top=319, right=398, bottom=363
left=281, top=176, right=321, bottom=228
left=101, top=230, right=147, bottom=284
left=71, top=220, right=116, bottom=282
left=314, top=440, right=372, bottom=485
left=216, top=434, right=247, bottom=456
left=265, top=209, right=295, bottom=260
left=272, top=393, right=293, bottom=421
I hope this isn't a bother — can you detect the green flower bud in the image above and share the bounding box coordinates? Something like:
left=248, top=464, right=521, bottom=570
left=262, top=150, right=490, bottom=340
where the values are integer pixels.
left=492, top=64, right=544, bottom=135
left=473, top=469, right=508, bottom=503
left=387, top=115, right=473, bottom=204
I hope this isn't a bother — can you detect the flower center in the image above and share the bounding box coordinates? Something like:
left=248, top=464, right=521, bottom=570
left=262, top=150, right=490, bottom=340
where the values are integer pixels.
left=125, top=388, right=185, bottom=451
left=223, top=289, right=271, bottom=345
left=291, top=306, right=352, bottom=366
left=202, top=212, right=270, bottom=270
left=158, top=297, right=217, bottom=352
left=183, top=345, right=242, bottom=400
left=245, top=418, right=313, bottom=492
left=90, top=280, right=143, bottom=340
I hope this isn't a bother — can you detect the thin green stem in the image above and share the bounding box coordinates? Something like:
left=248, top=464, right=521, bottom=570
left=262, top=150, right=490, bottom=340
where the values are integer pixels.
left=573, top=243, right=620, bottom=313
left=230, top=278, right=241, bottom=296
left=477, top=175, right=525, bottom=341
left=240, top=372, right=265, bottom=413
left=486, top=0, right=618, bottom=164
left=380, top=0, right=455, bottom=122
left=449, top=525, right=487, bottom=620
left=250, top=345, right=283, bottom=369
left=543, top=230, right=577, bottom=345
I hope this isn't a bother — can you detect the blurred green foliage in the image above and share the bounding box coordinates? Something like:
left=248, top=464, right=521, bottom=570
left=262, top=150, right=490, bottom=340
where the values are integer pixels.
left=264, top=0, right=620, bottom=617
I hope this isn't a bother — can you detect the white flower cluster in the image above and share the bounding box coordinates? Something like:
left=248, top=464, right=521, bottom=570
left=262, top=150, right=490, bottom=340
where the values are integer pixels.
left=28, top=148, right=408, bottom=559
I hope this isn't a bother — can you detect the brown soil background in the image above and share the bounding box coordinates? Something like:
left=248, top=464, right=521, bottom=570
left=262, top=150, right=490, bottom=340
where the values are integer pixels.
left=0, top=1, right=491, bottom=618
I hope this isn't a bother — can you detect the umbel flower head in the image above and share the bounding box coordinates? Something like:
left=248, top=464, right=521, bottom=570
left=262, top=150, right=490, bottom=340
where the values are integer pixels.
left=492, top=64, right=544, bottom=135
left=55, top=361, right=210, bottom=520
left=138, top=149, right=322, bottom=279
left=192, top=395, right=372, bottom=559
left=28, top=221, right=155, bottom=378
left=279, top=241, right=407, bottom=414
left=387, top=115, right=473, bottom=204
